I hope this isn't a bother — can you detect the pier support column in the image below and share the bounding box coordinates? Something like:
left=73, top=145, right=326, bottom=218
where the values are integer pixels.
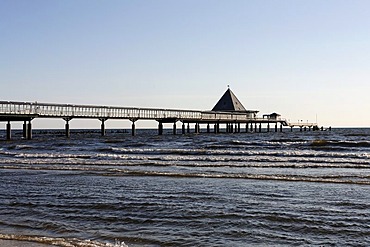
left=131, top=122, right=136, bottom=136
left=291, top=126, right=293, bottom=132
left=280, top=123, right=283, bottom=132
left=23, top=121, right=28, bottom=139
left=267, top=123, right=270, bottom=132
left=250, top=123, right=253, bottom=132
left=259, top=123, right=262, bottom=133
left=255, top=123, right=257, bottom=132
left=216, top=123, right=220, bottom=133
left=173, top=122, right=177, bottom=135
left=195, top=123, right=199, bottom=134
left=130, top=118, right=138, bottom=136
left=182, top=123, right=186, bottom=135
left=65, top=120, right=70, bottom=138
left=238, top=123, right=241, bottom=133
left=214, top=124, right=217, bottom=133
left=100, top=119, right=107, bottom=136
left=158, top=122, right=163, bottom=135
left=27, top=121, right=32, bottom=140
left=187, top=123, right=190, bottom=134
left=246, top=123, right=249, bottom=133
left=207, top=124, right=210, bottom=133
left=275, top=123, right=278, bottom=132
left=300, top=126, right=303, bottom=132
left=6, top=121, right=11, bottom=140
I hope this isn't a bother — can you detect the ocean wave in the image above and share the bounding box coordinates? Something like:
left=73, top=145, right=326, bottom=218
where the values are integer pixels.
left=0, top=165, right=369, bottom=185
left=0, top=233, right=128, bottom=247
left=7, top=144, right=34, bottom=150
left=106, top=170, right=370, bottom=185
left=268, top=138, right=307, bottom=143
left=1, top=154, right=370, bottom=168
left=310, top=140, right=370, bottom=148
left=3, top=146, right=370, bottom=163
left=105, top=147, right=370, bottom=160
left=15, top=153, right=92, bottom=159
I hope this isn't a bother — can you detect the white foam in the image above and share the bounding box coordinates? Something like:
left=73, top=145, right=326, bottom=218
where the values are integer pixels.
left=0, top=233, right=128, bottom=247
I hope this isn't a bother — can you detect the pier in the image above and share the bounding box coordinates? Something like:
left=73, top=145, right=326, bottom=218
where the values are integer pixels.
left=0, top=89, right=320, bottom=140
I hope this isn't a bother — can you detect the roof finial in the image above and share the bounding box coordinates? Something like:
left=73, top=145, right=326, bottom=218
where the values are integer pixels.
left=227, top=84, right=230, bottom=89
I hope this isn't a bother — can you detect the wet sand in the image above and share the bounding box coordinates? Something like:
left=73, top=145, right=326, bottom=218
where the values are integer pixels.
left=0, top=240, right=54, bottom=247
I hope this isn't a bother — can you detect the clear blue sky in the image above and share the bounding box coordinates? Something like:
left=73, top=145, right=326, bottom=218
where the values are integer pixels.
left=1, top=0, right=370, bottom=129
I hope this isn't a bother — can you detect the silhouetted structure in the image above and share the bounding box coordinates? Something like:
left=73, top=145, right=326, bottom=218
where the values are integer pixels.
left=0, top=88, right=321, bottom=139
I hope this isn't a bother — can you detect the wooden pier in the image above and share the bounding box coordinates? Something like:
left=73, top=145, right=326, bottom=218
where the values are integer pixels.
left=0, top=89, right=320, bottom=140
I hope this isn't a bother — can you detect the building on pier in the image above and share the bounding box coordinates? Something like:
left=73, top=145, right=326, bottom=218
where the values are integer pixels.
left=263, top=113, right=281, bottom=120
left=211, top=88, right=258, bottom=118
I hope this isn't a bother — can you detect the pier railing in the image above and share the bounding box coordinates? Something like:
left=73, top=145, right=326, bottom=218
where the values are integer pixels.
left=0, top=101, right=323, bottom=140
left=0, top=101, right=268, bottom=122
left=287, top=122, right=318, bottom=127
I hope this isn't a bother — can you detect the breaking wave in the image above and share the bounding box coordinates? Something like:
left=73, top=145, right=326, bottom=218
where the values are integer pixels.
left=0, top=233, right=128, bottom=247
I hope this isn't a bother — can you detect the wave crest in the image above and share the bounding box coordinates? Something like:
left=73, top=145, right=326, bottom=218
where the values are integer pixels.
left=0, top=233, right=128, bottom=247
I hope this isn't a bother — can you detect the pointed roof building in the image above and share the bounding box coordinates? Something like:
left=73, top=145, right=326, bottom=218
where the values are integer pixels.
left=212, top=88, right=248, bottom=112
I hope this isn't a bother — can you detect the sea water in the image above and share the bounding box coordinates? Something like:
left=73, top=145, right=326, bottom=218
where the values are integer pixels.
left=0, top=128, right=369, bottom=246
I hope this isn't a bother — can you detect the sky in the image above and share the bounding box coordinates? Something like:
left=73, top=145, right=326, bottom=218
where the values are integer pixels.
left=1, top=0, right=370, bottom=129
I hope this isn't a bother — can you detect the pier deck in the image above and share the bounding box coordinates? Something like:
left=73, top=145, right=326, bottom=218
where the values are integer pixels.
left=0, top=101, right=289, bottom=123
left=0, top=100, right=319, bottom=139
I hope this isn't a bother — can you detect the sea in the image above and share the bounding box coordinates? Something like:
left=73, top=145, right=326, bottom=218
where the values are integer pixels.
left=0, top=127, right=369, bottom=246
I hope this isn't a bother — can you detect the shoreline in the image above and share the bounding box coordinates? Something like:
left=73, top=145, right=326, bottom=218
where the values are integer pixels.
left=0, top=240, right=53, bottom=247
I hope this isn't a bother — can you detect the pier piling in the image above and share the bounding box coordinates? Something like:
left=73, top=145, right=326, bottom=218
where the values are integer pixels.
left=100, top=119, right=106, bottom=136
left=6, top=121, right=11, bottom=140
left=158, top=122, right=163, bottom=135
left=173, top=122, right=177, bottom=135
left=132, top=122, right=136, bottom=136
left=65, top=121, right=70, bottom=138
left=27, top=121, right=32, bottom=140
left=23, top=121, right=28, bottom=139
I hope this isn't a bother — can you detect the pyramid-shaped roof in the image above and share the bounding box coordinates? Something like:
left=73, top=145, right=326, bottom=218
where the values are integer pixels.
left=212, top=88, right=247, bottom=112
